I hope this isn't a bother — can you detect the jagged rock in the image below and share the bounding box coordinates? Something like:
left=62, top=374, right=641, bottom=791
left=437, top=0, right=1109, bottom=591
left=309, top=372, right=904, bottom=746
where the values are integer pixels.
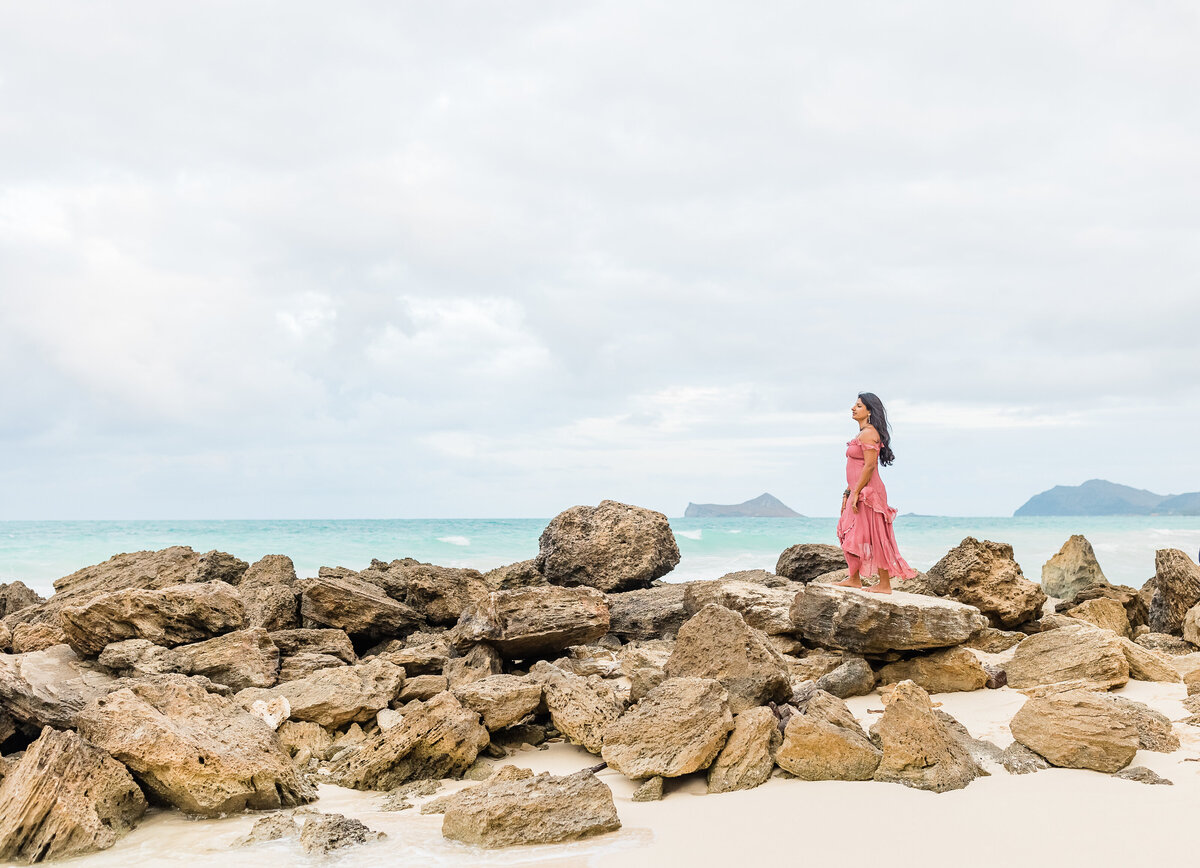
left=664, top=604, right=790, bottom=713
left=59, top=582, right=245, bottom=657
left=11, top=623, right=66, bottom=654
left=277, top=720, right=333, bottom=765
left=1110, top=695, right=1179, bottom=752
left=0, top=623, right=10, bottom=653
left=443, top=643, right=503, bottom=688
left=170, top=628, right=279, bottom=690
left=1116, top=637, right=1181, bottom=683
left=815, top=657, right=876, bottom=699
left=631, top=775, right=664, bottom=801
left=453, top=674, right=542, bottom=731
left=531, top=662, right=624, bottom=754
left=536, top=500, right=681, bottom=593
left=328, top=692, right=489, bottom=790
left=606, top=584, right=687, bottom=641
left=619, top=639, right=674, bottom=674
left=269, top=628, right=356, bottom=663
left=453, top=586, right=609, bottom=659
left=299, top=813, right=385, bottom=854
left=1041, top=535, right=1107, bottom=600
left=0, top=727, right=146, bottom=863
left=482, top=559, right=546, bottom=591
left=1005, top=625, right=1129, bottom=690
left=1009, top=689, right=1140, bottom=773
left=0, top=645, right=120, bottom=729
left=777, top=689, right=881, bottom=780
left=630, top=667, right=666, bottom=702
left=602, top=677, right=733, bottom=778
left=399, top=675, right=449, bottom=702
left=870, top=681, right=983, bottom=792
left=1136, top=633, right=1197, bottom=655
left=933, top=710, right=1004, bottom=767
left=1060, top=582, right=1148, bottom=629
left=1149, top=549, right=1200, bottom=634
left=237, top=658, right=405, bottom=728
left=278, top=653, right=346, bottom=682
left=1114, top=766, right=1173, bottom=785
left=877, top=646, right=988, bottom=693
left=965, top=628, right=1025, bottom=653
left=343, top=559, right=488, bottom=627
left=96, top=639, right=183, bottom=678
left=233, top=813, right=299, bottom=846
left=786, top=649, right=846, bottom=682
left=248, top=696, right=289, bottom=730
left=1065, top=597, right=1130, bottom=638
left=775, top=544, right=846, bottom=583
left=792, top=584, right=989, bottom=654
left=441, top=770, right=620, bottom=848
left=892, top=572, right=937, bottom=595
left=379, top=778, right=443, bottom=811
left=76, top=675, right=314, bottom=816
left=298, top=574, right=423, bottom=642
left=235, top=555, right=299, bottom=631
left=44, top=547, right=205, bottom=614
left=706, top=706, right=780, bottom=793
left=683, top=581, right=797, bottom=635
left=1000, top=741, right=1050, bottom=775
left=926, top=538, right=1047, bottom=628
left=0, top=582, right=42, bottom=619
left=555, top=645, right=621, bottom=678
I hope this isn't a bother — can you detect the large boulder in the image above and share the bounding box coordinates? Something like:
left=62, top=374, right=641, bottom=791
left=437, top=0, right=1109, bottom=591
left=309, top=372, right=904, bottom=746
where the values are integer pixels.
left=870, top=681, right=983, bottom=792
left=0, top=581, right=43, bottom=619
left=443, top=643, right=502, bottom=688
left=1064, top=597, right=1131, bottom=638
left=776, top=689, right=881, bottom=781
left=75, top=675, right=315, bottom=816
left=531, top=662, right=625, bottom=754
left=1061, top=582, right=1148, bottom=629
left=1151, top=549, right=1200, bottom=635
left=237, top=555, right=299, bottom=631
left=453, top=586, right=610, bottom=659
left=170, top=628, right=279, bottom=690
left=664, top=604, right=791, bottom=713
left=11, top=623, right=67, bottom=654
left=441, top=769, right=620, bottom=848
left=0, top=645, right=120, bottom=729
left=683, top=580, right=797, bottom=635
left=482, top=559, right=546, bottom=591
left=270, top=628, right=357, bottom=663
left=59, top=582, right=245, bottom=656
left=1116, top=636, right=1180, bottom=683
left=328, top=692, right=489, bottom=790
left=791, top=584, right=989, bottom=654
left=706, top=706, right=781, bottom=793
left=876, top=646, right=988, bottom=693
left=298, top=574, right=423, bottom=642
left=96, top=639, right=184, bottom=679
left=1041, top=535, right=1107, bottom=600
left=606, top=584, right=687, bottom=640
left=0, top=727, right=146, bottom=863
left=1009, top=689, right=1140, bottom=773
left=452, top=675, right=542, bottom=731
left=926, top=538, right=1047, bottom=628
left=350, top=558, right=489, bottom=626
left=299, top=813, right=385, bottom=855
left=814, top=657, right=877, bottom=699
left=1005, top=625, right=1129, bottom=690
left=601, top=678, right=734, bottom=778
left=775, top=543, right=846, bottom=583
left=238, top=658, right=405, bottom=728
left=536, top=500, right=681, bottom=593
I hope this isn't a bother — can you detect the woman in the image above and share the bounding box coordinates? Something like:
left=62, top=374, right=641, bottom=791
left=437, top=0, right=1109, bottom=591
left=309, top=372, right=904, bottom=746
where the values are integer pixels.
left=835, top=392, right=917, bottom=594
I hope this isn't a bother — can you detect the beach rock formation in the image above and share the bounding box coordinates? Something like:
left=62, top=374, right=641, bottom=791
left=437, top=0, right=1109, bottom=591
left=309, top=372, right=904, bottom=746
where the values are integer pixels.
left=76, top=676, right=314, bottom=816
left=453, top=586, right=610, bottom=659
left=299, top=813, right=385, bottom=854
left=870, top=681, right=983, bottom=792
left=0, top=645, right=120, bottom=729
left=601, top=677, right=734, bottom=778
left=169, top=628, right=279, bottom=690
left=441, top=769, right=620, bottom=848
left=706, top=706, right=780, bottom=793
left=0, top=727, right=147, bottom=863
left=664, top=604, right=791, bottom=713
left=298, top=573, right=423, bottom=642
left=1135, top=632, right=1196, bottom=655
left=482, top=559, right=546, bottom=591
left=453, top=674, right=542, bottom=731
left=0, top=581, right=42, bottom=619
left=1149, top=549, right=1200, bottom=635
left=1005, top=625, right=1129, bottom=690
left=814, top=657, right=876, bottom=699
left=1183, top=603, right=1200, bottom=647
left=965, top=627, right=1025, bottom=653
left=926, top=538, right=1047, bottom=628
left=349, top=558, right=490, bottom=626
left=532, top=662, right=625, bottom=754
left=876, top=646, right=988, bottom=693
left=1061, top=582, right=1149, bottom=630
left=1064, top=597, right=1131, bottom=637
left=1009, top=689, right=1140, bottom=773
left=536, top=500, right=681, bottom=593
left=791, top=584, right=989, bottom=654
left=776, top=690, right=881, bottom=781
left=1116, top=637, right=1180, bottom=683
left=775, top=544, right=847, bottom=583
left=606, top=584, right=687, bottom=640
left=238, top=658, right=404, bottom=728
left=11, top=623, right=67, bottom=654
left=236, top=555, right=299, bottom=631
left=683, top=580, right=797, bottom=636
left=1041, top=535, right=1107, bottom=600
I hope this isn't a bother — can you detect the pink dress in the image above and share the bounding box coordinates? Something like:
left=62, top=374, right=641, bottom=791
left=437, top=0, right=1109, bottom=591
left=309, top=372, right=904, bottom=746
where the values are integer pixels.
left=836, top=437, right=917, bottom=579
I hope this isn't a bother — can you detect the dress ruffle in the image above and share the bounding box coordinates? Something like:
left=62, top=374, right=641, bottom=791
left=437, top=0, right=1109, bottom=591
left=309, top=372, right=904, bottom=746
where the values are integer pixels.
left=837, top=437, right=917, bottom=580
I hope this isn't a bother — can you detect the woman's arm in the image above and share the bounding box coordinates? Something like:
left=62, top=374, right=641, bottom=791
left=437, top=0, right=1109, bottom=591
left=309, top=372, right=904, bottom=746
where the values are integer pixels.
left=849, top=431, right=880, bottom=512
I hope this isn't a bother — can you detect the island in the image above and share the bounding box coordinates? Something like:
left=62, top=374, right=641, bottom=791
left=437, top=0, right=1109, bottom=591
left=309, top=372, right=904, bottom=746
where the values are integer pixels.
left=1014, top=478, right=1200, bottom=516
left=684, top=492, right=802, bottom=518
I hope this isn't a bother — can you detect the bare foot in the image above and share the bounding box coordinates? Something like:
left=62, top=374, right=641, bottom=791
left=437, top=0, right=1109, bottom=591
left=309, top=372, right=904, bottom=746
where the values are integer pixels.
left=834, top=577, right=863, bottom=588
left=864, top=583, right=892, bottom=594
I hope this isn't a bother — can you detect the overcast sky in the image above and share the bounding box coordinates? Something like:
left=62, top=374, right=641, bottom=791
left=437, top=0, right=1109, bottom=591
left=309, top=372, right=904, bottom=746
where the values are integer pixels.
left=2, top=1, right=1198, bottom=520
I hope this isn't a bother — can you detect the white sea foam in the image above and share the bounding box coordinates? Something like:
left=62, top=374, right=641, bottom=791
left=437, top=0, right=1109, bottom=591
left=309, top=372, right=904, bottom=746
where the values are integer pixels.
left=437, top=535, right=471, bottom=546
left=676, top=529, right=702, bottom=540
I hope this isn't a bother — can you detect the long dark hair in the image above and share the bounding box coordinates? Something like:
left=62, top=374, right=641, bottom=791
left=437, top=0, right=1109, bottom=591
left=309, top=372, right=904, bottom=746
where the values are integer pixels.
left=858, top=392, right=895, bottom=466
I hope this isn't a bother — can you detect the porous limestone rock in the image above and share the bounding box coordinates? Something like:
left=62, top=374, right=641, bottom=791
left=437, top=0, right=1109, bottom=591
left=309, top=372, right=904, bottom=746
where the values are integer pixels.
left=775, top=543, right=847, bottom=583
left=1005, top=625, right=1129, bottom=690
left=170, top=628, right=279, bottom=690
left=536, top=500, right=681, bottom=593
left=706, top=706, right=781, bottom=793
left=278, top=652, right=346, bottom=682
left=1065, top=597, right=1130, bottom=638
left=965, top=628, right=1025, bottom=653
left=1000, top=741, right=1050, bottom=775
left=876, top=646, right=988, bottom=694
left=0, top=645, right=120, bottom=729
left=269, top=628, right=357, bottom=663
left=683, top=580, right=798, bottom=635
left=0, top=727, right=146, bottom=863
left=926, top=538, right=1047, bottom=628
left=1114, top=766, right=1173, bottom=785
left=236, top=555, right=299, bottom=631
left=482, top=559, right=546, bottom=591
left=601, top=677, right=734, bottom=778
left=453, top=585, right=610, bottom=660
left=1116, top=637, right=1181, bottom=683
left=234, top=813, right=299, bottom=847
left=870, top=681, right=983, bottom=792
left=1009, top=689, right=1140, bottom=773
left=0, top=581, right=42, bottom=619
left=299, top=813, right=385, bottom=854
left=96, top=639, right=183, bottom=678
left=1136, top=633, right=1196, bottom=655
left=399, top=675, right=449, bottom=702
left=298, top=574, right=423, bottom=642
left=792, top=584, right=989, bottom=654
left=453, top=674, right=543, bottom=731
left=1149, top=549, right=1200, bottom=635
left=815, top=657, right=876, bottom=699
left=631, top=775, right=664, bottom=801
left=1060, top=582, right=1148, bottom=629
left=443, top=643, right=503, bottom=689
left=531, top=662, right=624, bottom=754
left=606, top=584, right=687, bottom=641
left=10, top=623, right=67, bottom=654
left=277, top=720, right=334, bottom=766
left=776, top=690, right=881, bottom=781
left=785, top=649, right=847, bottom=682
left=237, top=658, right=405, bottom=728
left=1041, top=535, right=1107, bottom=600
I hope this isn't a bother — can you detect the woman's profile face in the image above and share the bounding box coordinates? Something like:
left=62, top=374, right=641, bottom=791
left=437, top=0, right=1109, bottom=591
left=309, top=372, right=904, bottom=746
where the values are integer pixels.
left=851, top=398, right=869, bottom=422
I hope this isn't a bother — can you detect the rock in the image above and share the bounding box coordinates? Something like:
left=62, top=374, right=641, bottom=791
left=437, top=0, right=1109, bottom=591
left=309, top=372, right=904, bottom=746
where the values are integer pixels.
left=1172, top=652, right=1200, bottom=692
left=933, top=710, right=1004, bottom=768
left=1061, top=582, right=1148, bottom=630
left=776, top=689, right=881, bottom=781
left=195, top=550, right=249, bottom=585
left=785, top=649, right=846, bottom=682
left=328, top=692, right=489, bottom=790
left=482, top=559, right=546, bottom=591
left=792, top=584, right=990, bottom=654
left=377, top=708, right=403, bottom=729
left=1113, top=766, right=1173, bottom=785
left=664, top=604, right=790, bottom=713
left=238, top=658, right=405, bottom=728
left=453, top=586, right=610, bottom=659
left=877, top=646, right=988, bottom=693
left=379, top=778, right=443, bottom=811
left=96, top=639, right=183, bottom=677
left=926, top=538, right=1047, bottom=628
left=983, top=664, right=1008, bottom=689
left=1111, top=695, right=1179, bottom=752
left=630, top=667, right=666, bottom=702
left=366, top=559, right=490, bottom=626
left=399, top=675, right=450, bottom=702
left=1041, top=535, right=1107, bottom=600
left=233, top=813, right=299, bottom=846
left=606, top=584, right=687, bottom=641
left=1136, top=633, right=1196, bottom=655
left=870, top=681, right=983, bottom=792
left=241, top=554, right=296, bottom=587
left=46, top=547, right=205, bottom=613
left=278, top=653, right=346, bottom=682
left=706, top=706, right=781, bottom=793
left=631, top=775, right=664, bottom=801
left=0, top=727, right=146, bottom=863
left=453, top=674, right=542, bottom=731
left=536, top=500, right=681, bottom=593
left=1065, top=597, right=1131, bottom=638
left=59, top=582, right=245, bottom=657
left=1183, top=603, right=1200, bottom=648
left=248, top=696, right=290, bottom=730
left=1009, top=689, right=1140, bottom=773
left=0, top=645, right=120, bottom=729
left=1116, top=637, right=1181, bottom=683
left=441, top=770, right=620, bottom=848
left=1000, top=741, right=1050, bottom=775
left=0, top=582, right=43, bottom=619
left=815, top=657, right=877, bottom=699
left=375, top=634, right=449, bottom=675
left=236, top=555, right=299, bottom=631
left=277, top=720, right=333, bottom=765
left=555, top=644, right=621, bottom=678
left=1005, top=625, right=1129, bottom=690
left=619, top=639, right=674, bottom=674
left=298, top=574, right=423, bottom=642
left=602, top=677, right=733, bottom=778
left=965, top=628, right=1025, bottom=653
left=76, top=675, right=314, bottom=816
left=1149, top=549, right=1200, bottom=634
left=11, top=623, right=67, bottom=654
left=443, top=643, right=503, bottom=688
left=683, top=580, right=797, bottom=635
left=170, top=628, right=280, bottom=690
left=775, top=543, right=846, bottom=583
left=531, top=662, right=625, bottom=754
left=270, top=628, right=357, bottom=662
left=299, top=813, right=385, bottom=854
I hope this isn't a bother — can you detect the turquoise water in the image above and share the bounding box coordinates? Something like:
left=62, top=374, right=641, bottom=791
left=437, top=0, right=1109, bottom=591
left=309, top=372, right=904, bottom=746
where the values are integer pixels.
left=2, top=516, right=1199, bottom=597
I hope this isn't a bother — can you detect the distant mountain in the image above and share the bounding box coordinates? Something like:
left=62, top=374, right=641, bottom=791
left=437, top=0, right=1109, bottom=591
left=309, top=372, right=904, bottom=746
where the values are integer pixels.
left=1014, top=479, right=1200, bottom=516
left=684, top=493, right=802, bottom=518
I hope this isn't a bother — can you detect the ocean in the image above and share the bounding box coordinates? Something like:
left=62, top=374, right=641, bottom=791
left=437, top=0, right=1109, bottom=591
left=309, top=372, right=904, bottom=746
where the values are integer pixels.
left=3, top=515, right=1199, bottom=597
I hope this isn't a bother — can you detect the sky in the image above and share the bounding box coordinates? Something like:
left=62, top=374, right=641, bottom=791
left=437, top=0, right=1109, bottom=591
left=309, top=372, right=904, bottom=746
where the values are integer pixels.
left=1, top=1, right=1199, bottom=520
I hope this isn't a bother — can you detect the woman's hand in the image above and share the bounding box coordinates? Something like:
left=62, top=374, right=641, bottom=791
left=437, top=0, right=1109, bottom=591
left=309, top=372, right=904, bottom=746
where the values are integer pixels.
left=849, top=490, right=859, bottom=513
